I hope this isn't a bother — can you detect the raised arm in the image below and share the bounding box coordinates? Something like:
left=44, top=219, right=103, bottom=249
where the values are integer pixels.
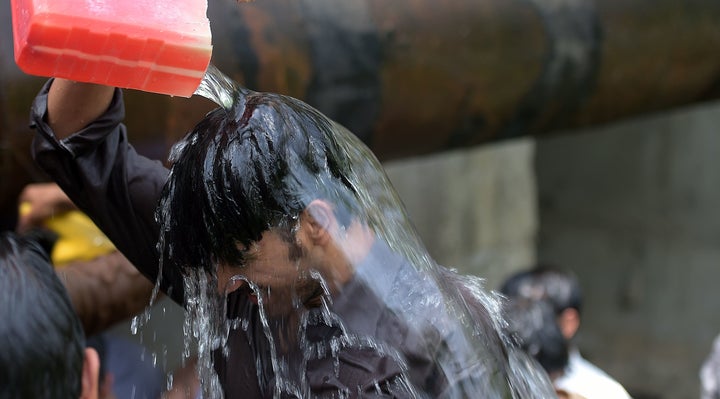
left=31, top=78, right=184, bottom=304
left=46, top=79, right=115, bottom=140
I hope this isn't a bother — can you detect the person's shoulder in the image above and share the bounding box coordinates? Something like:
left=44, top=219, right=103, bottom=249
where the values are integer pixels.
left=556, top=388, right=589, bottom=399
left=560, top=353, right=631, bottom=398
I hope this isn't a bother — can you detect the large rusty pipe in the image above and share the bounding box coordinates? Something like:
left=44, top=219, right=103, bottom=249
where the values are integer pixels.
left=2, top=0, right=720, bottom=225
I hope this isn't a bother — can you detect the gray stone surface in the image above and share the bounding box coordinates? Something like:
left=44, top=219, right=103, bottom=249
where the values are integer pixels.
left=384, top=138, right=537, bottom=290
left=536, top=100, right=720, bottom=399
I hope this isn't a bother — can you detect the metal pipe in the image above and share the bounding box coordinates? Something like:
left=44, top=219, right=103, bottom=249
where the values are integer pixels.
left=2, top=0, right=720, bottom=224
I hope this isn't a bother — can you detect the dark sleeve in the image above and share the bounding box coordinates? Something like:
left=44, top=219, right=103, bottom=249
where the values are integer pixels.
left=306, top=345, right=413, bottom=398
left=29, top=79, right=185, bottom=304
left=304, top=310, right=415, bottom=398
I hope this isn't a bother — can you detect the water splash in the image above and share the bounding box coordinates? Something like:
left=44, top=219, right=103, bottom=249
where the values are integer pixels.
left=154, top=64, right=557, bottom=398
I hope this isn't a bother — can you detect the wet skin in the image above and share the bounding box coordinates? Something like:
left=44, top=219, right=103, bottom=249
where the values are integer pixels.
left=217, top=228, right=323, bottom=317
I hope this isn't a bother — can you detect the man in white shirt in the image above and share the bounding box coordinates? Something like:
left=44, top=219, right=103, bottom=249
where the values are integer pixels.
left=500, top=265, right=632, bottom=399
left=700, top=333, right=720, bottom=399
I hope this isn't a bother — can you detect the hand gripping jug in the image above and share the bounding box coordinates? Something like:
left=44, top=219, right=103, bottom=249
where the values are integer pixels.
left=10, top=0, right=213, bottom=97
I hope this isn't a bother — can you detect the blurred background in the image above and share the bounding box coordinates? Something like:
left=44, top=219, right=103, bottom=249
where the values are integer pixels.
left=3, top=0, right=720, bottom=397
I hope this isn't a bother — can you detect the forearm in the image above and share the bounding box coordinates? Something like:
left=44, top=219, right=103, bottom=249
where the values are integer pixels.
left=47, top=79, right=115, bottom=139
left=58, top=251, right=157, bottom=336
left=17, top=182, right=77, bottom=233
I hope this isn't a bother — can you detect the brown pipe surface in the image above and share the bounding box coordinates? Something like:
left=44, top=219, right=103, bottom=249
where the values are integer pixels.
left=2, top=0, right=720, bottom=224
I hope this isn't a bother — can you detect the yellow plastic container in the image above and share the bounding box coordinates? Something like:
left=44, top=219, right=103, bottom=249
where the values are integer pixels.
left=20, top=203, right=116, bottom=267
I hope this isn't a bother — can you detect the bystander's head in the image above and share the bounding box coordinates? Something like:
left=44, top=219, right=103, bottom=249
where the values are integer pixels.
left=0, top=232, right=100, bottom=399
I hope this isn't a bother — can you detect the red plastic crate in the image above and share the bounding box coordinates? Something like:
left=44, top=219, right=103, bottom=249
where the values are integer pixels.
left=11, top=0, right=213, bottom=97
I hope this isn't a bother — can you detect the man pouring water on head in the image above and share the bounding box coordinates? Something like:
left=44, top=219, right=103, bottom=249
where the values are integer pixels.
left=28, top=72, right=555, bottom=398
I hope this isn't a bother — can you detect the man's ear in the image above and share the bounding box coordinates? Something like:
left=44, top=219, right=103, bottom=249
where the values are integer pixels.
left=302, top=200, right=335, bottom=244
left=80, top=347, right=100, bottom=399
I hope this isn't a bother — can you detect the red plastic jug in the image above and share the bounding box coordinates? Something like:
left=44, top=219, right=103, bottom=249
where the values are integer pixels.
left=10, top=0, right=213, bottom=97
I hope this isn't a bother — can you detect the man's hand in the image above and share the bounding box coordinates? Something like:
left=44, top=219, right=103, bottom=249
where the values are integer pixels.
left=16, top=182, right=76, bottom=233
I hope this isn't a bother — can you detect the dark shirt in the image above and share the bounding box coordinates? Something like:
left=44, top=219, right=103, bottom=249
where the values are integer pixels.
left=30, top=80, right=458, bottom=398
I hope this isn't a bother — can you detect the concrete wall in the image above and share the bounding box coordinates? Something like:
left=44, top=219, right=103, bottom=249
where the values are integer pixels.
left=536, top=100, right=720, bottom=399
left=384, top=138, right=538, bottom=290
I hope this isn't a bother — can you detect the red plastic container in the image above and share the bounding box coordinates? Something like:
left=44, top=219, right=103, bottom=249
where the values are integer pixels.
left=11, top=0, right=213, bottom=97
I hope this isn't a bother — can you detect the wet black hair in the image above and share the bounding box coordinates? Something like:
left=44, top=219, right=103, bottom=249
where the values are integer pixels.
left=158, top=90, right=359, bottom=273
left=0, top=232, right=85, bottom=398
left=503, top=297, right=569, bottom=376
left=499, top=265, right=582, bottom=316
